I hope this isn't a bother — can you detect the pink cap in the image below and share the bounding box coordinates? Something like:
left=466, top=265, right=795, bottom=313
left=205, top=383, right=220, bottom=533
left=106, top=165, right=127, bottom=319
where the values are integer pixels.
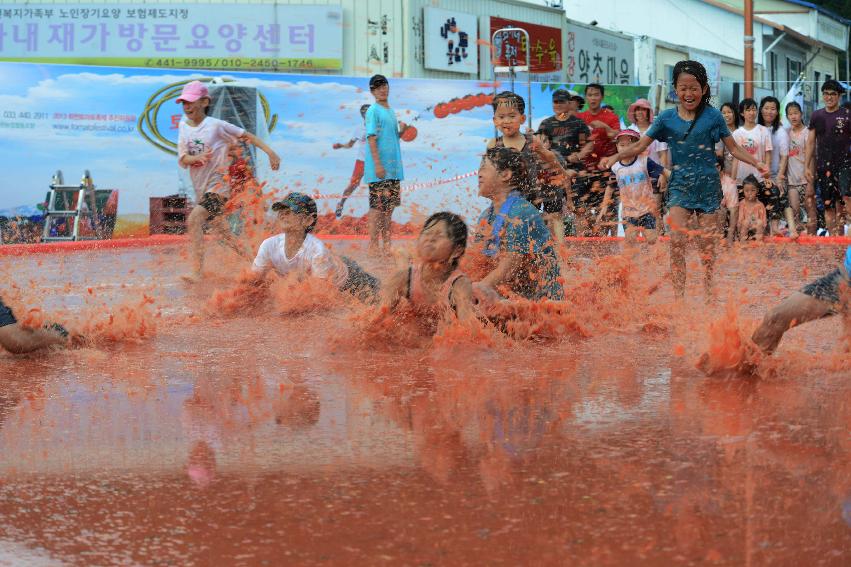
left=614, top=128, right=641, bottom=141
left=175, top=80, right=209, bottom=103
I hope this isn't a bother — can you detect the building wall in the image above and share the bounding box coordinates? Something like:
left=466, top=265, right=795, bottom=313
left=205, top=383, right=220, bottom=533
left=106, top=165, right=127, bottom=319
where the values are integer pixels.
left=565, top=0, right=766, bottom=64
left=27, top=0, right=566, bottom=80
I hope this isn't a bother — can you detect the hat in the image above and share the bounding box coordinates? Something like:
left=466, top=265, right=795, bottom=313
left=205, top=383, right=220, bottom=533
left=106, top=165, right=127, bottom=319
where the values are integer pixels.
left=627, top=98, right=654, bottom=125
left=175, top=80, right=209, bottom=104
left=271, top=192, right=318, bottom=217
left=369, top=74, right=389, bottom=89
left=552, top=89, right=571, bottom=102
left=614, top=128, right=641, bottom=141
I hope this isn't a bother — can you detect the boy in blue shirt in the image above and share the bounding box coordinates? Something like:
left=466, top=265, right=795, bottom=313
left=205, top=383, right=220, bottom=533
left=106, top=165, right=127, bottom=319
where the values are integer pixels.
left=473, top=147, right=564, bottom=302
left=364, top=75, right=407, bottom=256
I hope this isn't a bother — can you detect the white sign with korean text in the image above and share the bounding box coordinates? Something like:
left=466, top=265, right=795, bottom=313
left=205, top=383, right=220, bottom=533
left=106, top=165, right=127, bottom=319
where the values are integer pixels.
left=0, top=3, right=343, bottom=71
left=565, top=23, right=634, bottom=85
left=423, top=7, right=477, bottom=74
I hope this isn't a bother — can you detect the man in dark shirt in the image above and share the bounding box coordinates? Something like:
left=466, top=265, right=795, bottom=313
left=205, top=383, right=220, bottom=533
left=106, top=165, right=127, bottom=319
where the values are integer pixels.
left=806, top=79, right=851, bottom=236
left=536, top=89, right=595, bottom=239
left=575, top=84, right=621, bottom=235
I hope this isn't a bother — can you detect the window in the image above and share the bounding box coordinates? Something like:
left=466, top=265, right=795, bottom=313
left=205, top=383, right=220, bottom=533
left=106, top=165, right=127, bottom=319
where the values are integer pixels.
left=786, top=58, right=802, bottom=92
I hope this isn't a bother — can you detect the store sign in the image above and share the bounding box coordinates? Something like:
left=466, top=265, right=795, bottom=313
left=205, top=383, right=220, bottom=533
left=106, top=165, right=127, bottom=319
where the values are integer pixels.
left=423, top=7, right=477, bottom=74
left=565, top=23, right=633, bottom=85
left=0, top=3, right=343, bottom=71
left=490, top=17, right=561, bottom=74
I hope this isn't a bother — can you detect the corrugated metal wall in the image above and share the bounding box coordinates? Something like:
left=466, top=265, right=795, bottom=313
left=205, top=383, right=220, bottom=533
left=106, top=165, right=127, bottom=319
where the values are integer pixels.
left=27, top=0, right=566, bottom=80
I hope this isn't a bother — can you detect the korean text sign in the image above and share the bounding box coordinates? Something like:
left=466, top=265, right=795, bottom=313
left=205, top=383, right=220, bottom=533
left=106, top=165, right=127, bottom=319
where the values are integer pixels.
left=423, top=7, right=477, bottom=74
left=0, top=3, right=343, bottom=71
left=490, top=17, right=561, bottom=74
left=565, top=24, right=633, bottom=85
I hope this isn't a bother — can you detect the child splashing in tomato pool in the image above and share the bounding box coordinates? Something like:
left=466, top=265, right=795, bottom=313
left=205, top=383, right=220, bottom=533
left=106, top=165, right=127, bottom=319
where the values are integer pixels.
left=601, top=60, right=769, bottom=302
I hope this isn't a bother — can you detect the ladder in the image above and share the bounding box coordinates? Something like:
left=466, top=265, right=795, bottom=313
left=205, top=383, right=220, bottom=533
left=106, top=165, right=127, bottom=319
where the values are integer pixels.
left=42, top=170, right=99, bottom=242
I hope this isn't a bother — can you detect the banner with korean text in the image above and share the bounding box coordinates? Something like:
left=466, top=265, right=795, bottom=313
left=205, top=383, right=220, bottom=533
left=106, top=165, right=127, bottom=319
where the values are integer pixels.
left=0, top=61, right=648, bottom=225
left=0, top=3, right=342, bottom=71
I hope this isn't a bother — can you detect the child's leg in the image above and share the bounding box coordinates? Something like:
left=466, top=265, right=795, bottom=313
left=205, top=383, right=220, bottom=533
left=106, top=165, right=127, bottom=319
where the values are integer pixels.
left=187, top=204, right=208, bottom=276
left=382, top=207, right=394, bottom=250
left=623, top=224, right=639, bottom=248
left=804, top=182, right=818, bottom=235
left=788, top=186, right=801, bottom=231
left=695, top=211, right=720, bottom=299
left=784, top=206, right=798, bottom=237
left=751, top=292, right=834, bottom=354
left=544, top=212, right=565, bottom=243
left=367, top=208, right=381, bottom=253
left=0, top=323, right=67, bottom=354
left=644, top=227, right=659, bottom=246
left=727, top=206, right=738, bottom=244
left=666, top=206, right=690, bottom=297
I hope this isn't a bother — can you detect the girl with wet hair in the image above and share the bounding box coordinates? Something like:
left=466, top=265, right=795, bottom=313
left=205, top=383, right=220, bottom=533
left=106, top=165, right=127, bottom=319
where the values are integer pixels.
left=758, top=96, right=797, bottom=237
left=381, top=211, right=475, bottom=324
left=473, top=147, right=564, bottom=302
left=601, top=60, right=769, bottom=300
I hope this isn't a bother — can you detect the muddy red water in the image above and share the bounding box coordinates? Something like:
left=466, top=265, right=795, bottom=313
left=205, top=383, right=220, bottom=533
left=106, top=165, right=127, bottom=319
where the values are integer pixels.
left=1, top=239, right=849, bottom=566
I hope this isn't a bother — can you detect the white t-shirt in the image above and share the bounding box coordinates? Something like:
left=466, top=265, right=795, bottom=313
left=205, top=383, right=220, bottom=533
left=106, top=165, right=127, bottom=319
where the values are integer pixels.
left=786, top=126, right=809, bottom=186
left=178, top=116, right=245, bottom=199
left=628, top=123, right=669, bottom=165
left=732, top=124, right=773, bottom=182
left=352, top=126, right=366, bottom=162
left=251, top=233, right=349, bottom=287
left=768, top=126, right=789, bottom=178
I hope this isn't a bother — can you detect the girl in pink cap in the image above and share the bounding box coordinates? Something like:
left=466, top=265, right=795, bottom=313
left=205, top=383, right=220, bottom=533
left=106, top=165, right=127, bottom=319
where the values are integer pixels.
left=627, top=98, right=670, bottom=231
left=176, top=80, right=281, bottom=282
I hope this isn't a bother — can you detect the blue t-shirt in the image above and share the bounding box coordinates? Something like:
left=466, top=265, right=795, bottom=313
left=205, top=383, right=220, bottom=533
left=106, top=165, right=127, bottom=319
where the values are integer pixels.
left=0, top=296, right=17, bottom=328
left=647, top=106, right=730, bottom=212
left=476, top=193, right=564, bottom=301
left=364, top=103, right=404, bottom=184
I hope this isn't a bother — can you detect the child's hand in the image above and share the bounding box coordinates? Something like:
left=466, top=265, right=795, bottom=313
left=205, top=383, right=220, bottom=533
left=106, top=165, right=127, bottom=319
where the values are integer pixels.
left=191, top=148, right=213, bottom=167
left=332, top=143, right=343, bottom=150
left=335, top=198, right=347, bottom=218
left=757, top=163, right=770, bottom=178
left=599, top=155, right=616, bottom=170
left=376, top=164, right=386, bottom=179
left=268, top=151, right=281, bottom=171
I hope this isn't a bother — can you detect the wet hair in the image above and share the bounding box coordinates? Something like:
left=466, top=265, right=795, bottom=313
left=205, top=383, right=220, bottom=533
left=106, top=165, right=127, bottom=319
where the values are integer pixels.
left=785, top=101, right=803, bottom=118
left=738, top=97, right=757, bottom=119
left=422, top=212, right=468, bottom=269
left=758, top=96, right=781, bottom=133
left=741, top=174, right=762, bottom=191
left=672, top=60, right=712, bottom=140
left=585, top=83, right=604, bottom=97
left=484, top=146, right=530, bottom=193
left=821, top=79, right=844, bottom=93
left=720, top=102, right=739, bottom=129
left=359, top=104, right=371, bottom=118
left=491, top=91, right=526, bottom=115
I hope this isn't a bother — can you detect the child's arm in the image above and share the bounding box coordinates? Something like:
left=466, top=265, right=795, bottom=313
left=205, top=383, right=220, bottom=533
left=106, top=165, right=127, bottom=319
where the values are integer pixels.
left=333, top=138, right=357, bottom=150
left=449, top=277, right=476, bottom=322
left=723, top=135, right=770, bottom=177
left=804, top=129, right=816, bottom=183
left=241, top=132, right=280, bottom=171
left=600, top=135, right=654, bottom=169
left=368, top=135, right=385, bottom=179
left=379, top=268, right=409, bottom=311
left=596, top=185, right=615, bottom=223
left=479, top=253, right=522, bottom=290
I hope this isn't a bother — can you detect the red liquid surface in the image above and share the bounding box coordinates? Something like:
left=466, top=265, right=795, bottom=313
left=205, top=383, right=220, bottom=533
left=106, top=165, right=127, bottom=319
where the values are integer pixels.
left=0, top=239, right=849, bottom=566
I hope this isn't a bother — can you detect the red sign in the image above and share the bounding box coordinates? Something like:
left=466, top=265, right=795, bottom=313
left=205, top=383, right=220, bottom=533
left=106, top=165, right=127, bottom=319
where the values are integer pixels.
left=490, top=17, right=562, bottom=74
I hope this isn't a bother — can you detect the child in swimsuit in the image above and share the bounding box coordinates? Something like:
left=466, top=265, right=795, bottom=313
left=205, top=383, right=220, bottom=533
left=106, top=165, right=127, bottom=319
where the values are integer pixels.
left=381, top=212, right=475, bottom=325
